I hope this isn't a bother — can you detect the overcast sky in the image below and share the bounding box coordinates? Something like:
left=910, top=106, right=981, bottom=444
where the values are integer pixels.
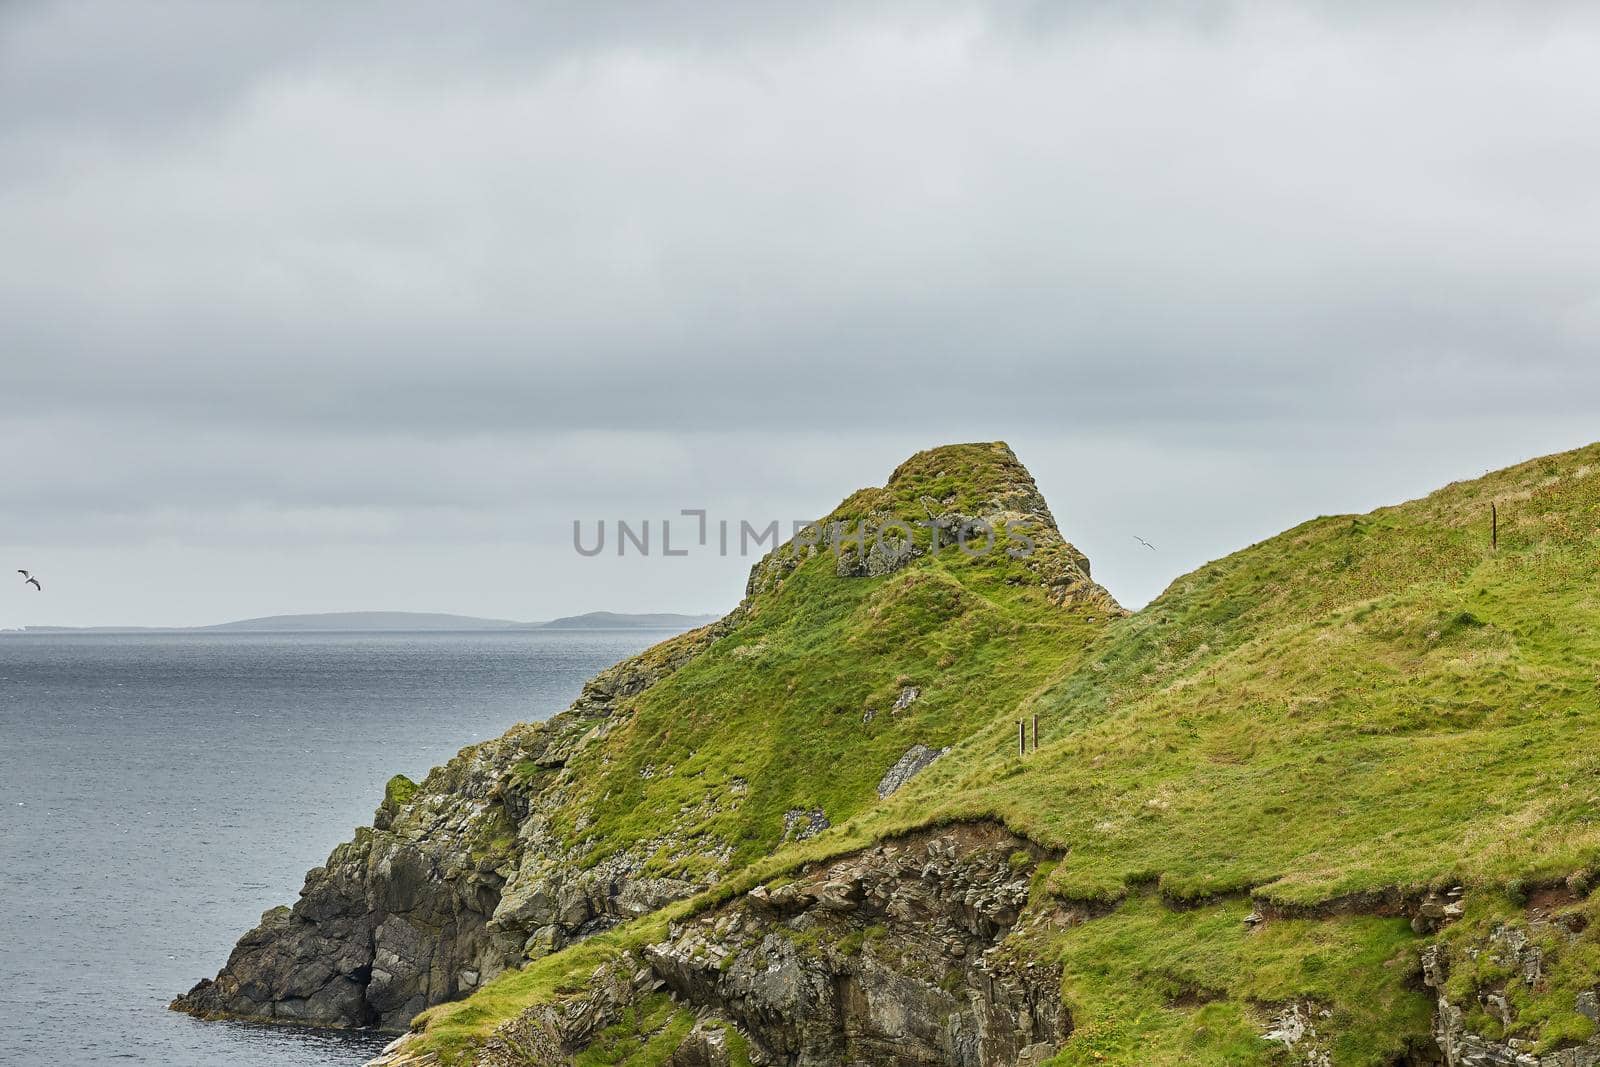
left=2, top=0, right=1597, bottom=628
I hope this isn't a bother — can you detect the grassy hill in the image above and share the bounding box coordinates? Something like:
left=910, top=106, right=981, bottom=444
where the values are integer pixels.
left=389, top=441, right=1600, bottom=1066
left=540, top=443, right=1118, bottom=882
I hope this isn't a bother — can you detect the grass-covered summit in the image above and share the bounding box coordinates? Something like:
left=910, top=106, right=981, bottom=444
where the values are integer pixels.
left=548, top=441, right=1120, bottom=878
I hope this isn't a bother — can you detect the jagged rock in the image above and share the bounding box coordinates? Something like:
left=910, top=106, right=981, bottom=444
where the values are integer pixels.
left=418, top=823, right=1069, bottom=1065
left=366, top=1032, right=439, bottom=1067
left=1414, top=890, right=1465, bottom=934
left=834, top=521, right=923, bottom=578
left=1260, top=1000, right=1333, bottom=1067
left=479, top=957, right=651, bottom=1066
left=386, top=824, right=1068, bottom=1064
left=876, top=743, right=948, bottom=798
left=782, top=808, right=831, bottom=842
left=668, top=1022, right=736, bottom=1067
left=765, top=882, right=819, bottom=914
left=639, top=823, right=1067, bottom=1066
left=1424, top=938, right=1600, bottom=1066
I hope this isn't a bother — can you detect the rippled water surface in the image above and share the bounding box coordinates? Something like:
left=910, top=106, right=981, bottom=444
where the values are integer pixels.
left=0, top=629, right=670, bottom=1065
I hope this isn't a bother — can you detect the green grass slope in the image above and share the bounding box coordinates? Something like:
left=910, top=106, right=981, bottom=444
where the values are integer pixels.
left=408, top=440, right=1600, bottom=1066
left=543, top=442, right=1117, bottom=879
left=881, top=441, right=1600, bottom=900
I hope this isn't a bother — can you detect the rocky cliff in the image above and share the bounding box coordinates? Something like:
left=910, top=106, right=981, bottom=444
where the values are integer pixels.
left=175, top=442, right=1119, bottom=1037
left=173, top=624, right=731, bottom=1029
left=640, top=822, right=1066, bottom=1066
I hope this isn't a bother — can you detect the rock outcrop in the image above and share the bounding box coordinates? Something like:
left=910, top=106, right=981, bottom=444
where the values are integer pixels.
left=642, top=823, right=1066, bottom=1065
left=1422, top=906, right=1600, bottom=1067
left=742, top=443, right=1122, bottom=617
left=467, top=956, right=657, bottom=1067
left=399, top=823, right=1068, bottom=1067
left=876, top=743, right=948, bottom=798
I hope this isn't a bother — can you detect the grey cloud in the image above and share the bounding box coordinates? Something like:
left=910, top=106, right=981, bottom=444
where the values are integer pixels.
left=2, top=1, right=1598, bottom=624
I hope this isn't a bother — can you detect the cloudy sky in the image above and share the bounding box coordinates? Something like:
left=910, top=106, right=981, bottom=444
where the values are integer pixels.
left=2, top=0, right=1597, bottom=627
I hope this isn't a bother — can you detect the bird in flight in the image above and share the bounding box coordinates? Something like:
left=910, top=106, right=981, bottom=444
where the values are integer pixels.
left=17, top=569, right=41, bottom=591
left=1133, top=536, right=1156, bottom=552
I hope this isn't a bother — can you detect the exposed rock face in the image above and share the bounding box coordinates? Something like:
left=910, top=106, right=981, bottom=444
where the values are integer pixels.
left=642, top=823, right=1067, bottom=1066
left=1423, top=938, right=1600, bottom=1067
left=173, top=623, right=729, bottom=1030
left=364, top=823, right=1067, bottom=1067
left=834, top=530, right=922, bottom=578
left=781, top=808, right=832, bottom=842
left=876, top=743, right=947, bottom=798
left=1258, top=1000, right=1336, bottom=1067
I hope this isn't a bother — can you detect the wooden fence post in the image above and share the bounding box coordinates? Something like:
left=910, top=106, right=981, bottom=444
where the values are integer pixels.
left=1492, top=503, right=1498, bottom=552
left=1018, top=720, right=1026, bottom=757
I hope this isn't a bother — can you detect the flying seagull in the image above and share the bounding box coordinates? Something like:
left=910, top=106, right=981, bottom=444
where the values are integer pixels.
left=17, top=569, right=41, bottom=591
left=1133, top=536, right=1157, bottom=552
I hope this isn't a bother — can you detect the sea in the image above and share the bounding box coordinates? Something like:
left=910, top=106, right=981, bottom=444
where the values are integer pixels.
left=0, top=629, right=674, bottom=1066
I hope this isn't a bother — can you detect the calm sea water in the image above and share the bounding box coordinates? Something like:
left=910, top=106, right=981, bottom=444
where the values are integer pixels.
left=0, top=629, right=672, bottom=1066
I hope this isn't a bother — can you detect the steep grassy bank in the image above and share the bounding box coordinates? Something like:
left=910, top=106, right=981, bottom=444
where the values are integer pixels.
left=535, top=441, right=1118, bottom=880
left=884, top=443, right=1600, bottom=898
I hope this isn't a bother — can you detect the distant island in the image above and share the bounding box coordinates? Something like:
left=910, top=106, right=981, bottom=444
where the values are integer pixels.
left=12, top=610, right=722, bottom=634
left=207, top=611, right=524, bottom=632
left=538, top=611, right=720, bottom=630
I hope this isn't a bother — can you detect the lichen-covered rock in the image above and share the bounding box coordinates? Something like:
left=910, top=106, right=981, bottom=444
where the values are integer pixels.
left=1258, top=1000, right=1334, bottom=1067
left=781, top=808, right=831, bottom=843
